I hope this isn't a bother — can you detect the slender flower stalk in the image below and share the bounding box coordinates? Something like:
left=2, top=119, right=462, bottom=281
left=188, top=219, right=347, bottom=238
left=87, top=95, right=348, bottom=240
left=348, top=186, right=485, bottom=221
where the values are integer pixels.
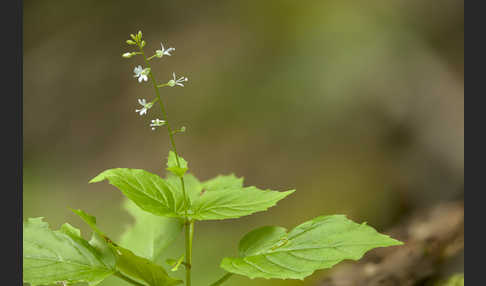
left=133, top=34, right=194, bottom=286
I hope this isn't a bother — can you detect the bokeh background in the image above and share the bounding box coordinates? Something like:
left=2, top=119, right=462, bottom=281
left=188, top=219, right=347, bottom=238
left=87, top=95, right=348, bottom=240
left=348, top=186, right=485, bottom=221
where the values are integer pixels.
left=23, top=0, right=464, bottom=285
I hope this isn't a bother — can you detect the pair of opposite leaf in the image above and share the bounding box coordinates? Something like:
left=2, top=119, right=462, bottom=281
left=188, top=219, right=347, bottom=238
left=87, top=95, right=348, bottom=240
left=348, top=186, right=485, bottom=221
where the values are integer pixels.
left=89, top=151, right=296, bottom=221
left=23, top=151, right=402, bottom=286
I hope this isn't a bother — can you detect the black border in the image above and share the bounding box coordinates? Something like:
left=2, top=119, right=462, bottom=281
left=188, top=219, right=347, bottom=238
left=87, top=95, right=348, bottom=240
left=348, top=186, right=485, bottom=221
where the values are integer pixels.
left=3, top=0, right=22, bottom=284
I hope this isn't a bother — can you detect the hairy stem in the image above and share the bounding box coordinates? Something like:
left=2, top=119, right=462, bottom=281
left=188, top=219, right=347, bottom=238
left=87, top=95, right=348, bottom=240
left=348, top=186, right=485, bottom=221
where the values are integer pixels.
left=209, top=273, right=233, bottom=286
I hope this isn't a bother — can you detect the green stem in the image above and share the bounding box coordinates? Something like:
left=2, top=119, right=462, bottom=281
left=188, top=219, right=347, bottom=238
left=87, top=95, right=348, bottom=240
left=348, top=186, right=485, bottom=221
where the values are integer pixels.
left=185, top=220, right=194, bottom=286
left=139, top=43, right=193, bottom=285
left=115, top=272, right=145, bottom=286
left=209, top=273, right=233, bottom=286
left=140, top=47, right=188, bottom=210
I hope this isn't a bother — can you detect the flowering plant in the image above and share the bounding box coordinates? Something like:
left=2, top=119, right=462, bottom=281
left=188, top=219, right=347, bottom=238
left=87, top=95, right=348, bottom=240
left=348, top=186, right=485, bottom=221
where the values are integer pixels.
left=22, top=30, right=402, bottom=286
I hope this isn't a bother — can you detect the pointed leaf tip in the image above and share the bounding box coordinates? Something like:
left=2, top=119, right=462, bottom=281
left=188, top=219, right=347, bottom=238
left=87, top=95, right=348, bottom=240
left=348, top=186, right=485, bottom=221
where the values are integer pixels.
left=166, top=151, right=188, bottom=178
left=221, top=214, right=403, bottom=280
left=89, top=171, right=108, bottom=183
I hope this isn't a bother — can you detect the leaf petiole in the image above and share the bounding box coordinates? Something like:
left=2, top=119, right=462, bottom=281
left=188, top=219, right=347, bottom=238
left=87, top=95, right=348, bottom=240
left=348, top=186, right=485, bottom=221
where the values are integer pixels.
left=209, top=273, right=233, bottom=286
left=114, top=272, right=145, bottom=286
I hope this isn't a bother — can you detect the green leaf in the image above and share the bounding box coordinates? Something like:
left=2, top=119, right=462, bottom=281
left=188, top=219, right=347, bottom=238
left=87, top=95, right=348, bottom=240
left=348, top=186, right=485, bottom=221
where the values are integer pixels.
left=120, top=199, right=184, bottom=260
left=91, top=168, right=294, bottom=221
left=165, top=173, right=202, bottom=205
left=89, top=232, right=117, bottom=268
left=116, top=247, right=182, bottom=286
left=90, top=168, right=186, bottom=217
left=72, top=208, right=183, bottom=286
left=71, top=208, right=105, bottom=237
left=190, top=185, right=295, bottom=220
left=166, top=151, right=188, bottom=177
left=220, top=215, right=403, bottom=280
left=23, top=217, right=115, bottom=286
left=201, top=174, right=243, bottom=192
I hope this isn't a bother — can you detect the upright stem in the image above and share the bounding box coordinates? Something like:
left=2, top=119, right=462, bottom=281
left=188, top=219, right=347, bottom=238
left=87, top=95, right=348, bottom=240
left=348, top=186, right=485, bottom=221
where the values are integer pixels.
left=139, top=45, right=193, bottom=285
left=141, top=50, right=188, bottom=209
left=185, top=220, right=194, bottom=286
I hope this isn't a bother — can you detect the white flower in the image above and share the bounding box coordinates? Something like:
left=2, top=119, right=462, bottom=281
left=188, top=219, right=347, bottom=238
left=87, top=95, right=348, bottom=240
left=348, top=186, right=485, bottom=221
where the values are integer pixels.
left=133, top=65, right=149, bottom=83
left=168, top=72, right=188, bottom=87
left=156, top=43, right=175, bottom=58
left=135, top=98, right=153, bottom=116
left=150, top=118, right=166, bottom=130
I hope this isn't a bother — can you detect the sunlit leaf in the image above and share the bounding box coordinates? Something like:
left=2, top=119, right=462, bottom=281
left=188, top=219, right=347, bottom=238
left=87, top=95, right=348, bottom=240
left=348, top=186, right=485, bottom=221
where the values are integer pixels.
left=72, top=209, right=183, bottom=286
left=116, top=247, right=182, bottom=286
left=221, top=215, right=403, bottom=280
left=23, top=218, right=115, bottom=286
left=92, top=168, right=294, bottom=221
left=166, top=151, right=188, bottom=177
left=90, top=168, right=186, bottom=217
left=191, top=185, right=295, bottom=220
left=120, top=199, right=184, bottom=260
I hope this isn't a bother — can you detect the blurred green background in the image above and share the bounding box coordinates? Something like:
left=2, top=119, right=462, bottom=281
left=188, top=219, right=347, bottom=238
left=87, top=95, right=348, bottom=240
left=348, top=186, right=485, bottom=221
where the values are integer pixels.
left=23, top=0, right=463, bottom=285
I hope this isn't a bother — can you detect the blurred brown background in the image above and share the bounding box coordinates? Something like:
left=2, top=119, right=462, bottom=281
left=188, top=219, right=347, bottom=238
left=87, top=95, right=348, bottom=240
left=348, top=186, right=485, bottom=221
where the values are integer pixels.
left=23, top=0, right=463, bottom=285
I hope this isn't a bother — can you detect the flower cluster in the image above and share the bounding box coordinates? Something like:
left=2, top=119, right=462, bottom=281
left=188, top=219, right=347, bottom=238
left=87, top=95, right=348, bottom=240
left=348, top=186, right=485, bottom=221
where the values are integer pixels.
left=123, top=30, right=189, bottom=131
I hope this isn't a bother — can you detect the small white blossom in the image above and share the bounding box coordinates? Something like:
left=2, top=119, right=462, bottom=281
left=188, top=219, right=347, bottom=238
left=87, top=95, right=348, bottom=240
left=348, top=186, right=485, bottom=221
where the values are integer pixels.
left=135, top=98, right=153, bottom=116
left=156, top=43, right=175, bottom=58
left=133, top=65, right=150, bottom=83
left=150, top=118, right=166, bottom=130
left=168, top=72, right=188, bottom=87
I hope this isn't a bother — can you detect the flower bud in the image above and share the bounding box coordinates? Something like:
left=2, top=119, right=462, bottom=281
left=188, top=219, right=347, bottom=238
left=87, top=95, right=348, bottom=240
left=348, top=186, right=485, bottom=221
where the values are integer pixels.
left=122, top=52, right=133, bottom=58
left=126, top=39, right=136, bottom=45
left=141, top=40, right=146, bottom=48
